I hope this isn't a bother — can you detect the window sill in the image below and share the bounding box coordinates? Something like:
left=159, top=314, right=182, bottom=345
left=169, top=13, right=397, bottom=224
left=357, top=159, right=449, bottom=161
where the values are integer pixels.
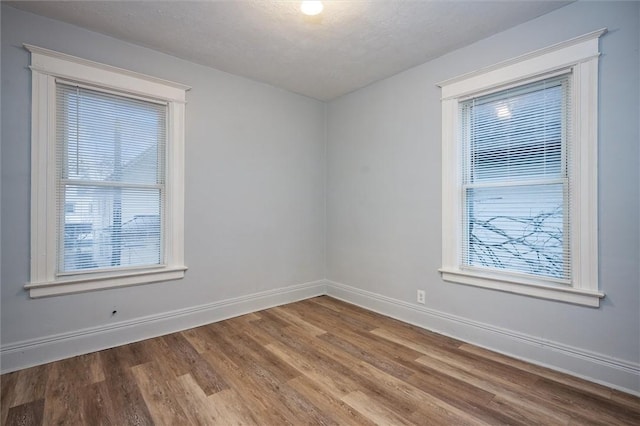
left=439, top=268, right=604, bottom=307
left=25, top=266, right=188, bottom=298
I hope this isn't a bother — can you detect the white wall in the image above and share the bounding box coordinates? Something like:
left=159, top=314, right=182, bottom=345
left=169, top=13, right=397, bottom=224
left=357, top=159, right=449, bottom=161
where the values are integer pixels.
left=1, top=5, right=326, bottom=365
left=327, top=0, right=639, bottom=392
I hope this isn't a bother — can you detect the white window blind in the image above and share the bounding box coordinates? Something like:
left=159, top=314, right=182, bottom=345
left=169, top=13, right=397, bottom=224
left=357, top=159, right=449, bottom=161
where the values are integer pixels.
left=56, top=82, right=167, bottom=274
left=460, top=74, right=571, bottom=282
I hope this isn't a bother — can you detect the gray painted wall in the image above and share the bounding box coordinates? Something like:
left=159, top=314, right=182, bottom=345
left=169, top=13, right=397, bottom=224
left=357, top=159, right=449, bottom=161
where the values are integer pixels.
left=1, top=5, right=326, bottom=344
left=327, top=0, right=639, bottom=366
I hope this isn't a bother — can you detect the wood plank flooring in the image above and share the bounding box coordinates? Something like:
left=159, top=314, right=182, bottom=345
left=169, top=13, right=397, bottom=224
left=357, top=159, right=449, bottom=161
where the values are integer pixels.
left=2, top=296, right=639, bottom=425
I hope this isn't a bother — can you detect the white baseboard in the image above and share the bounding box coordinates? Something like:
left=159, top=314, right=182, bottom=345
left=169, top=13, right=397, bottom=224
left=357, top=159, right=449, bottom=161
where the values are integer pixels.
left=0, top=280, right=327, bottom=374
left=3, top=277, right=638, bottom=397
left=325, top=279, right=640, bottom=396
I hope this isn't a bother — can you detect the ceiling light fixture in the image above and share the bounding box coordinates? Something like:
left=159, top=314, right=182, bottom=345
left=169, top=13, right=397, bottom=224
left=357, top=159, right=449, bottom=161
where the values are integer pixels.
left=300, top=1, right=324, bottom=16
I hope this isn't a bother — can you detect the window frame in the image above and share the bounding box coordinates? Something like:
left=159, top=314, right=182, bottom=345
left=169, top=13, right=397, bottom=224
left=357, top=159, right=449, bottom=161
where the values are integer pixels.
left=25, top=45, right=190, bottom=298
left=438, top=30, right=606, bottom=307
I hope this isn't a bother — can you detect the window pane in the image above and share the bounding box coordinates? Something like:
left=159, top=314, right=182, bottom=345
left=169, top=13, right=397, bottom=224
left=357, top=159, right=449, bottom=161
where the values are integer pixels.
left=61, top=186, right=162, bottom=272
left=57, top=83, right=167, bottom=275
left=464, top=183, right=567, bottom=279
left=461, top=74, right=570, bottom=281
left=464, top=78, right=565, bottom=183
left=57, top=85, right=166, bottom=185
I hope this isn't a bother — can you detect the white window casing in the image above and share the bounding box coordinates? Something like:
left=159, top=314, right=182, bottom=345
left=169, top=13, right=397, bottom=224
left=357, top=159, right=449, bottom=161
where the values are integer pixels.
left=438, top=29, right=606, bottom=307
left=25, top=45, right=190, bottom=298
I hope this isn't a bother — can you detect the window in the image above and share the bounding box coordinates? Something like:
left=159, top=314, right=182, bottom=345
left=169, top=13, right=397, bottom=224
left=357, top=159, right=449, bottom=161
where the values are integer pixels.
left=26, top=45, right=189, bottom=297
left=462, top=75, right=569, bottom=281
left=438, top=30, right=606, bottom=307
left=58, top=84, right=166, bottom=273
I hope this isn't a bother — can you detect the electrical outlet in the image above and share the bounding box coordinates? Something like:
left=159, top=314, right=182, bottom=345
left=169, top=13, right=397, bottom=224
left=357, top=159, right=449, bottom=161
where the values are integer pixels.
left=417, top=290, right=426, bottom=304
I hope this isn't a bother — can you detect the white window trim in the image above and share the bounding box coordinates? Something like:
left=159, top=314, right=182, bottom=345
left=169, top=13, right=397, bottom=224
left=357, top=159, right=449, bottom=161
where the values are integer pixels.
left=25, top=44, right=190, bottom=298
left=437, top=29, right=606, bottom=307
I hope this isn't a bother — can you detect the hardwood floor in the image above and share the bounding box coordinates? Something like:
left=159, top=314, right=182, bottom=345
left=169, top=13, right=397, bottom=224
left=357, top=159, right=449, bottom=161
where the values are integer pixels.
left=2, top=296, right=639, bottom=425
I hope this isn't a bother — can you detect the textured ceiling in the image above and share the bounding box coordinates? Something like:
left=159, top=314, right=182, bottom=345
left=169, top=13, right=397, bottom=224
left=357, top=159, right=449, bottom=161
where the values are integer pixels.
left=7, top=1, right=571, bottom=100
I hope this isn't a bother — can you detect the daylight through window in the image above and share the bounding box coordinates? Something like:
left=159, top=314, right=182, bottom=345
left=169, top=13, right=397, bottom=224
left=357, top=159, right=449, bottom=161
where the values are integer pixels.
left=57, top=84, right=166, bottom=273
left=460, top=75, right=570, bottom=282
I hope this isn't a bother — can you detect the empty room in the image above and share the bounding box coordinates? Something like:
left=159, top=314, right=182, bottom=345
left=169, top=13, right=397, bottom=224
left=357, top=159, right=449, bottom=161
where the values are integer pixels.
left=1, top=0, right=639, bottom=424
